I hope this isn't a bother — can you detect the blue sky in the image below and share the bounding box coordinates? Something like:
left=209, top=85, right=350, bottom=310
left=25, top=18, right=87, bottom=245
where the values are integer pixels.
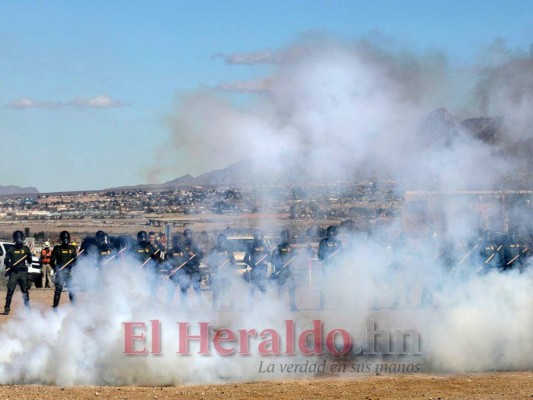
left=1, top=0, right=532, bottom=192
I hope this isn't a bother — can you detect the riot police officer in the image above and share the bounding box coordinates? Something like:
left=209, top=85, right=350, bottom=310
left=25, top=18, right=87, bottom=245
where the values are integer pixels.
left=270, top=230, right=298, bottom=311
left=317, top=225, right=341, bottom=310
left=131, top=231, right=160, bottom=266
left=96, top=231, right=115, bottom=267
left=478, top=231, right=503, bottom=274
left=207, top=233, right=235, bottom=310
left=244, top=230, right=271, bottom=297
left=51, top=231, right=78, bottom=309
left=149, top=231, right=166, bottom=255
left=3, top=230, right=32, bottom=315
left=79, top=230, right=107, bottom=261
left=164, top=234, right=188, bottom=304
left=181, top=229, right=204, bottom=303
left=502, top=230, right=524, bottom=272
left=131, top=230, right=161, bottom=296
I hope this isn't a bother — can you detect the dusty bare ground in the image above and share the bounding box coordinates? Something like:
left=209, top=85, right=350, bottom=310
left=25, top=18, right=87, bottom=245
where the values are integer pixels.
left=0, top=373, right=531, bottom=399
left=1, top=290, right=532, bottom=399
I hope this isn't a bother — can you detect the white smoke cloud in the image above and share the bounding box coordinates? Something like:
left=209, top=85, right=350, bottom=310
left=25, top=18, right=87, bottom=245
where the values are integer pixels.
left=0, top=233, right=531, bottom=386
left=6, top=95, right=127, bottom=110
left=1, top=35, right=532, bottom=386
left=152, top=36, right=532, bottom=190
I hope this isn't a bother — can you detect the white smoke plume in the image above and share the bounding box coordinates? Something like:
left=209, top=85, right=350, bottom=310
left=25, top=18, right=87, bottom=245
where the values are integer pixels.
left=150, top=36, right=532, bottom=189
left=1, top=35, right=532, bottom=386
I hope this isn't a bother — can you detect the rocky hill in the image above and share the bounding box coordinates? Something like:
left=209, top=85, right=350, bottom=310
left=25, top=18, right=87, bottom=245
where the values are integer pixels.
left=0, top=185, right=39, bottom=195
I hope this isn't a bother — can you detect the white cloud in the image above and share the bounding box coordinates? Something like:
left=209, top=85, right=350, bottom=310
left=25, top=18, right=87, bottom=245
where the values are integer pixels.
left=213, top=50, right=278, bottom=65
left=67, top=95, right=127, bottom=109
left=6, top=95, right=128, bottom=110
left=215, top=78, right=271, bottom=93
left=6, top=97, right=59, bottom=109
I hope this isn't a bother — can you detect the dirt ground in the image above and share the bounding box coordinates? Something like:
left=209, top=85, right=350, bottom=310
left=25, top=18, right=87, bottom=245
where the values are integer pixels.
left=1, top=290, right=532, bottom=399
left=0, top=372, right=530, bottom=400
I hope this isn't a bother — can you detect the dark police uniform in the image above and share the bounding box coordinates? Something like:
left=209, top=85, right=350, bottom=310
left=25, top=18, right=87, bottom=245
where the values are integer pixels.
left=270, top=240, right=298, bottom=311
left=164, top=243, right=188, bottom=304
left=317, top=229, right=341, bottom=309
left=244, top=238, right=270, bottom=295
left=51, top=243, right=78, bottom=307
left=131, top=241, right=160, bottom=296
left=207, top=243, right=235, bottom=309
left=181, top=238, right=204, bottom=300
left=3, top=244, right=32, bottom=314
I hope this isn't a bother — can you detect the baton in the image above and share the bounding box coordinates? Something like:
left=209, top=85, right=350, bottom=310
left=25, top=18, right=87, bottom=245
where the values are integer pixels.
left=59, top=249, right=84, bottom=271
left=503, top=254, right=520, bottom=269
left=273, top=256, right=297, bottom=277
left=138, top=249, right=160, bottom=269
left=319, top=248, right=340, bottom=265
left=477, top=245, right=502, bottom=273
left=103, top=247, right=128, bottom=266
left=5, top=254, right=30, bottom=273
left=165, top=253, right=196, bottom=277
left=210, top=258, right=231, bottom=276
left=457, top=244, right=479, bottom=265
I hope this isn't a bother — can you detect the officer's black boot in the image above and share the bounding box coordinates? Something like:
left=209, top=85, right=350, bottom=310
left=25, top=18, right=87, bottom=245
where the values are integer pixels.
left=68, top=291, right=76, bottom=304
left=4, top=288, right=15, bottom=315
left=23, top=291, right=30, bottom=309
left=52, top=290, right=61, bottom=309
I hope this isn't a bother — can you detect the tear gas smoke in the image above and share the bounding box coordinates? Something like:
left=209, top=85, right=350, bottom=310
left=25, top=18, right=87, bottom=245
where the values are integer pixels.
left=2, top=36, right=533, bottom=385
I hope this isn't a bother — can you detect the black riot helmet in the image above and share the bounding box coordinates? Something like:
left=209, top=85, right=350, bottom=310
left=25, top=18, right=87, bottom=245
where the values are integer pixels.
left=137, top=230, right=148, bottom=245
left=13, top=230, right=24, bottom=247
left=95, top=230, right=106, bottom=242
left=59, top=230, right=71, bottom=245
left=183, top=228, right=193, bottom=240
left=280, top=230, right=290, bottom=245
left=171, top=234, right=182, bottom=248
left=98, top=232, right=110, bottom=247
left=217, top=233, right=228, bottom=249
left=326, top=225, right=337, bottom=239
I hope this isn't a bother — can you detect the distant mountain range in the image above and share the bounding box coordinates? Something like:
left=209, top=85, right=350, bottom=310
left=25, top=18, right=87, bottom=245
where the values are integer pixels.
left=108, top=160, right=255, bottom=191
left=3, top=108, right=530, bottom=195
left=138, top=109, right=531, bottom=190
left=0, top=185, right=39, bottom=195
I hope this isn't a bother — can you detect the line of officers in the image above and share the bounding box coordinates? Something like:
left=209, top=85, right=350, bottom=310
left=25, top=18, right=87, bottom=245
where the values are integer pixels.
left=393, top=228, right=533, bottom=275
left=2, top=226, right=342, bottom=315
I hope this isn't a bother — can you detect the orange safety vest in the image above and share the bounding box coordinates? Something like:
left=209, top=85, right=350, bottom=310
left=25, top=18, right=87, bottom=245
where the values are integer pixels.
left=41, top=248, right=52, bottom=264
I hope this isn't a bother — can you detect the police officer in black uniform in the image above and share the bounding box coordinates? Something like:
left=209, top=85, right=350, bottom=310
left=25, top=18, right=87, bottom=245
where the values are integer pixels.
left=131, top=230, right=161, bottom=296
left=131, top=231, right=160, bottom=265
left=244, top=230, right=271, bottom=298
left=317, top=225, right=341, bottom=310
left=164, top=234, right=188, bottom=304
left=79, top=230, right=106, bottom=260
left=270, top=230, right=298, bottom=311
left=207, top=233, right=236, bottom=310
left=51, top=230, right=78, bottom=309
left=3, top=230, right=32, bottom=315
left=181, top=228, right=204, bottom=303
left=479, top=231, right=504, bottom=274
left=502, top=230, right=524, bottom=272
left=96, top=231, right=115, bottom=267
left=149, top=231, right=166, bottom=255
